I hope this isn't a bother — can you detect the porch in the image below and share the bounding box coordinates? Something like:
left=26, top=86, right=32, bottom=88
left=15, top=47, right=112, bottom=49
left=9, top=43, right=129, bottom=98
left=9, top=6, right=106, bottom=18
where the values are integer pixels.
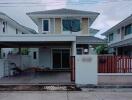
left=0, top=40, right=76, bottom=84
left=0, top=71, right=72, bottom=84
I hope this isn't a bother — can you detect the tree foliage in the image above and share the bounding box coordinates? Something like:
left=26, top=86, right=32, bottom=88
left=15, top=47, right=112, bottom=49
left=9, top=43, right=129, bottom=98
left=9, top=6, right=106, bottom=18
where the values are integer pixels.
left=95, top=44, right=108, bottom=54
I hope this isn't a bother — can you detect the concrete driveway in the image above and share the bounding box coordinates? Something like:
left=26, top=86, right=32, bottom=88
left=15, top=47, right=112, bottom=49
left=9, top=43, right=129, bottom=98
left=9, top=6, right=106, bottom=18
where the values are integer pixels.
left=0, top=91, right=132, bottom=100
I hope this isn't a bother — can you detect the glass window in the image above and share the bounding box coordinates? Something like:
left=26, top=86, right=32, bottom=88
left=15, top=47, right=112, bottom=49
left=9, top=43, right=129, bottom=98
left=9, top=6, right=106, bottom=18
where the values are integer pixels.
left=3, top=22, right=6, bottom=33
left=109, top=33, right=114, bottom=41
left=16, top=29, right=18, bottom=34
left=62, top=19, right=80, bottom=32
left=76, top=48, right=83, bottom=55
left=33, top=52, right=37, bottom=59
left=43, top=19, right=49, bottom=32
left=125, top=24, right=131, bottom=35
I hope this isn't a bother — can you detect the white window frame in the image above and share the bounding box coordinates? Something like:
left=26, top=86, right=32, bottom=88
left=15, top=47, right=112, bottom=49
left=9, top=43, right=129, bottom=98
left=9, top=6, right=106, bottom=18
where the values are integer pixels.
left=42, top=19, right=50, bottom=32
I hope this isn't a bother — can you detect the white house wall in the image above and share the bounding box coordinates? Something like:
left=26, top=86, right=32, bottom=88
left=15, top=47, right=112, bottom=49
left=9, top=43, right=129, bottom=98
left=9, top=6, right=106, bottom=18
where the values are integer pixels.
left=38, top=46, right=72, bottom=69
left=39, top=48, right=51, bottom=69
left=38, top=18, right=42, bottom=33
left=0, top=59, right=4, bottom=78
left=0, top=20, right=22, bottom=34
left=29, top=48, right=39, bottom=67
left=37, top=17, right=90, bottom=36
left=0, top=19, right=3, bottom=33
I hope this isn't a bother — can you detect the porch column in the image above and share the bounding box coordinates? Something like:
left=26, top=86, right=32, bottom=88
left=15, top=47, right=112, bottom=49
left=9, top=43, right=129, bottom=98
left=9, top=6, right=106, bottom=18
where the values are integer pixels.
left=72, top=41, right=76, bottom=56
left=115, top=47, right=118, bottom=56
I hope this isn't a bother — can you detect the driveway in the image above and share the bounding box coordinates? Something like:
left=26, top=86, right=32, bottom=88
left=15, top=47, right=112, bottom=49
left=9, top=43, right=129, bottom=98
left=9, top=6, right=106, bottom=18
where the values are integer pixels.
left=0, top=91, right=132, bottom=100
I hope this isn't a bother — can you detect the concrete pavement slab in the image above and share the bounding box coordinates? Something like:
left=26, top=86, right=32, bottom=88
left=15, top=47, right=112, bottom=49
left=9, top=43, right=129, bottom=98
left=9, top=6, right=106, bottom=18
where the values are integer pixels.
left=0, top=91, right=132, bottom=100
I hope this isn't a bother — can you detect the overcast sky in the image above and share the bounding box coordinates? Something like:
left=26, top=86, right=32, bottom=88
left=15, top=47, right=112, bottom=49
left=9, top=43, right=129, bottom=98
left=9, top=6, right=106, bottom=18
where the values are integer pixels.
left=0, top=0, right=132, bottom=38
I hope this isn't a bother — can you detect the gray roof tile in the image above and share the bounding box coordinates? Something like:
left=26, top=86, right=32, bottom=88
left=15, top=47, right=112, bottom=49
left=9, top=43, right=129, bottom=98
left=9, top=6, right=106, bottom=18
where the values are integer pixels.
left=27, top=8, right=99, bottom=15
left=76, top=36, right=106, bottom=44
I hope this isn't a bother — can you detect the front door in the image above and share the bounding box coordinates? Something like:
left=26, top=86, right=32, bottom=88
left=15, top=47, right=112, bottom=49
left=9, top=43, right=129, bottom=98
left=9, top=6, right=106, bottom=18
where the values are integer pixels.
left=52, top=49, right=70, bottom=69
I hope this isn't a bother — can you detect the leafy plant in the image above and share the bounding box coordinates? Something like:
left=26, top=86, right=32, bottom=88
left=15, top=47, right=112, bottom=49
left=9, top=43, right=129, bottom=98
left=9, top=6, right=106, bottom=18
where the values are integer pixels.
left=20, top=48, right=29, bottom=55
left=95, top=44, right=108, bottom=54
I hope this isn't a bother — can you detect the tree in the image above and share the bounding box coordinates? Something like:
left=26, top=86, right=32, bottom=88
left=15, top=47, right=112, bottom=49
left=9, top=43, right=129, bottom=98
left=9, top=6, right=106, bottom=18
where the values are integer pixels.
left=20, top=48, right=29, bottom=55
left=95, top=44, right=108, bottom=54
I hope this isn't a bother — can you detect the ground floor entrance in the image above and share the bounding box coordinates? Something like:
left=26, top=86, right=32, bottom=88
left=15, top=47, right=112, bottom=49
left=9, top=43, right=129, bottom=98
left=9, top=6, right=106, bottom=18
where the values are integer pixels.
left=52, top=49, right=70, bottom=69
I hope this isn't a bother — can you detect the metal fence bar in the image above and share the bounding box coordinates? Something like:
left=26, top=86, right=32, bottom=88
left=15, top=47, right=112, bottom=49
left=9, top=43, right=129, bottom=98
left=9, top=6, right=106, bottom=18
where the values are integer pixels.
left=70, top=56, right=75, bottom=82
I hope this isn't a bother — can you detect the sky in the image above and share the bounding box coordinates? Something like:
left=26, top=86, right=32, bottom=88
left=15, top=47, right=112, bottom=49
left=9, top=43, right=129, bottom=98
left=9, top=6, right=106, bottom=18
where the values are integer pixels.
left=0, top=0, right=132, bottom=38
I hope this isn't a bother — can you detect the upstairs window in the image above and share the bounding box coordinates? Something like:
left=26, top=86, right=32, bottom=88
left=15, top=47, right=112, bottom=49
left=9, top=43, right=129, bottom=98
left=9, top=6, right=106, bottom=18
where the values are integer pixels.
left=16, top=29, right=18, bottom=34
left=3, top=22, right=7, bottom=33
left=125, top=24, right=132, bottom=35
left=109, top=33, right=114, bottom=41
left=62, top=19, right=80, bottom=32
left=33, top=51, right=37, bottom=59
left=42, top=19, right=50, bottom=32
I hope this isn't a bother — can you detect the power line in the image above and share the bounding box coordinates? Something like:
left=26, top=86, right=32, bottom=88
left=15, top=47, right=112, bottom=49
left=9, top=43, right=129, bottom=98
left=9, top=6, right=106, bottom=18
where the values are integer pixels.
left=0, top=0, right=131, bottom=7
left=0, top=0, right=131, bottom=4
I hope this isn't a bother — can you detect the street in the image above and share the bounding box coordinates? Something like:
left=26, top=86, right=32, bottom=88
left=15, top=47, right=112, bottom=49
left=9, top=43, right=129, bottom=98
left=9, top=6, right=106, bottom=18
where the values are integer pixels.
left=0, top=91, right=132, bottom=100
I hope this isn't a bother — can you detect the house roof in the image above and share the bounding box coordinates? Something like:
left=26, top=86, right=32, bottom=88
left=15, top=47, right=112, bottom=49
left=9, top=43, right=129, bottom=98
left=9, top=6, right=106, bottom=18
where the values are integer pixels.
left=21, top=25, right=37, bottom=34
left=109, top=37, right=132, bottom=47
left=103, top=14, right=132, bottom=36
left=27, top=8, right=99, bottom=26
left=27, top=8, right=99, bottom=15
left=0, top=12, right=36, bottom=34
left=76, top=36, right=106, bottom=44
left=89, top=28, right=99, bottom=35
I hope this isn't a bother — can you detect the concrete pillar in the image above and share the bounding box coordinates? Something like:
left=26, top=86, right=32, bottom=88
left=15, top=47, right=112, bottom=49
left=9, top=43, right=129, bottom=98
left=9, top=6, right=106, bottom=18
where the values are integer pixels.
left=72, top=41, right=76, bottom=56
left=115, top=47, right=118, bottom=56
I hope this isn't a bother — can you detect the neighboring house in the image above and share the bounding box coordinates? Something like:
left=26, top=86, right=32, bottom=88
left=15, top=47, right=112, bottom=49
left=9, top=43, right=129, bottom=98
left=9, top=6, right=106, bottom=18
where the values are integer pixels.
left=103, top=15, right=132, bottom=56
left=0, top=12, right=37, bottom=58
left=0, top=9, right=105, bottom=85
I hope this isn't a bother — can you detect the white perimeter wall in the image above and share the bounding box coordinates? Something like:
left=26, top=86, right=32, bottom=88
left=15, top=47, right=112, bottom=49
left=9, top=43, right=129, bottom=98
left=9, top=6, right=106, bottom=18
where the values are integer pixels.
left=0, top=59, right=5, bottom=78
left=75, top=55, right=97, bottom=84
left=8, top=55, right=31, bottom=70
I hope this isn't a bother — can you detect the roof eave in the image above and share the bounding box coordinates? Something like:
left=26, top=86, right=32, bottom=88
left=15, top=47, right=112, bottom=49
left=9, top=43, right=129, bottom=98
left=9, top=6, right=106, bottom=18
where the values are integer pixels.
left=0, top=13, right=34, bottom=34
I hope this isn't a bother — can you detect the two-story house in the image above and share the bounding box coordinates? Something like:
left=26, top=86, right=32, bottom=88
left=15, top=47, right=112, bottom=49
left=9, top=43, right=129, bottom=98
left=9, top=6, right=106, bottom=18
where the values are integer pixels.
left=103, top=15, right=132, bottom=56
left=26, top=8, right=105, bottom=68
left=0, top=9, right=105, bottom=85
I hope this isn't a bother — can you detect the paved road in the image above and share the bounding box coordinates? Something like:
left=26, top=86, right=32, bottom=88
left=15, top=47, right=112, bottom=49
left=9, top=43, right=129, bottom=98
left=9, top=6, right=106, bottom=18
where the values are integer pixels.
left=0, top=91, right=132, bottom=100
